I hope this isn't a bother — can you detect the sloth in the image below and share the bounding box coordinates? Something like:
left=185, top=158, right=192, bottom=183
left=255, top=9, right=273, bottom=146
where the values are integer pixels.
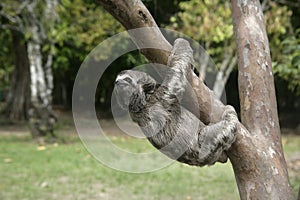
left=114, top=38, right=238, bottom=166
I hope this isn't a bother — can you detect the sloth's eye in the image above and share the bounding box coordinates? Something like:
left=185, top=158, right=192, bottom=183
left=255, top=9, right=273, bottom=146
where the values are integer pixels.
left=124, top=77, right=132, bottom=83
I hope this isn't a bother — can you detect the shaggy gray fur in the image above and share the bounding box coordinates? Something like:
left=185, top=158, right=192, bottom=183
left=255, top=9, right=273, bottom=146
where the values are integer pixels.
left=114, top=38, right=238, bottom=166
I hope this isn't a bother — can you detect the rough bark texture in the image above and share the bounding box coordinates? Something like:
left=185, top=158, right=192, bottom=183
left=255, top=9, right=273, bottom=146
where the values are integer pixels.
left=5, top=31, right=31, bottom=120
left=97, top=0, right=294, bottom=199
left=230, top=0, right=294, bottom=199
left=26, top=0, right=57, bottom=139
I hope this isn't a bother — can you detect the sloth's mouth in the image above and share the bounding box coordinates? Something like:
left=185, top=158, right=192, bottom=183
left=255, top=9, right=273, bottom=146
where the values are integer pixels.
left=114, top=81, right=127, bottom=86
left=115, top=87, right=132, bottom=98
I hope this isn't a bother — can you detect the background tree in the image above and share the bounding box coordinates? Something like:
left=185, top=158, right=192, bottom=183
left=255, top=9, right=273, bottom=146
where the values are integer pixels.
left=0, top=0, right=58, bottom=138
left=26, top=0, right=59, bottom=138
left=2, top=30, right=31, bottom=120
left=0, top=1, right=30, bottom=120
left=0, top=0, right=125, bottom=134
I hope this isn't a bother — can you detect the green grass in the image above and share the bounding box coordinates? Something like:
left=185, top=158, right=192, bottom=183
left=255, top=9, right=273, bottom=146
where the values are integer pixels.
left=0, top=133, right=299, bottom=200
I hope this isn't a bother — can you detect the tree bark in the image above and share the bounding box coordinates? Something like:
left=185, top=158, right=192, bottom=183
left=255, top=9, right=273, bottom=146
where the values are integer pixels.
left=229, top=0, right=294, bottom=199
left=5, top=31, right=31, bottom=121
left=26, top=0, right=57, bottom=139
left=96, top=0, right=294, bottom=199
left=1, top=0, right=58, bottom=139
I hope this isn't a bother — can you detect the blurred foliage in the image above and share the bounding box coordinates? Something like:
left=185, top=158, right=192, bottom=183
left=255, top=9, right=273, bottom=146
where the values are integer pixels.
left=273, top=30, right=300, bottom=95
left=0, top=8, right=14, bottom=91
left=142, top=0, right=188, bottom=25
left=264, top=2, right=300, bottom=95
left=170, top=0, right=233, bottom=43
left=52, top=0, right=124, bottom=74
left=0, top=0, right=299, bottom=110
left=168, top=0, right=234, bottom=61
left=264, top=1, right=292, bottom=35
left=0, top=30, right=14, bottom=89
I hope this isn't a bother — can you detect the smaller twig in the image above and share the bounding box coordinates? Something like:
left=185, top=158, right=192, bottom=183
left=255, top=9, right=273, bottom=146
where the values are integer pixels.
left=0, top=10, right=17, bottom=23
left=0, top=24, right=24, bottom=34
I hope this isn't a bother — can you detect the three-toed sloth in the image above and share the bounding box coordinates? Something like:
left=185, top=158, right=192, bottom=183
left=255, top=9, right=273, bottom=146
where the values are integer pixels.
left=114, top=38, right=238, bottom=166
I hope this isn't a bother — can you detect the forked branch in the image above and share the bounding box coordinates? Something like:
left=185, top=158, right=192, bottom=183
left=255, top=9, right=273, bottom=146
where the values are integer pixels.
left=96, top=0, right=294, bottom=199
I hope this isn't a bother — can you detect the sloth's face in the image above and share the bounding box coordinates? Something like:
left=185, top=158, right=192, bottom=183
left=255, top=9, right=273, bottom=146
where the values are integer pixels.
left=114, top=70, right=156, bottom=110
left=115, top=71, right=138, bottom=88
left=114, top=70, right=143, bottom=110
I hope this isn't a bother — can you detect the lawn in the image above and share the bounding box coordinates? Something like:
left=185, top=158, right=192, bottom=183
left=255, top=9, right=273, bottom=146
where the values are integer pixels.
left=0, top=129, right=299, bottom=200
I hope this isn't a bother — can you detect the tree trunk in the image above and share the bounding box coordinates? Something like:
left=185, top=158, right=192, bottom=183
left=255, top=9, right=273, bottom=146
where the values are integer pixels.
left=27, top=40, right=47, bottom=105
left=44, top=0, right=57, bottom=106
left=229, top=0, right=294, bottom=199
left=1, top=0, right=58, bottom=139
left=96, top=0, right=295, bottom=199
left=5, top=31, right=31, bottom=121
left=27, top=38, right=56, bottom=139
left=26, top=0, right=57, bottom=139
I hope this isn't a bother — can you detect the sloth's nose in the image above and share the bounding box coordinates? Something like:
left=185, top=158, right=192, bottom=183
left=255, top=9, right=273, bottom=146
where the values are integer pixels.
left=115, top=79, right=126, bottom=85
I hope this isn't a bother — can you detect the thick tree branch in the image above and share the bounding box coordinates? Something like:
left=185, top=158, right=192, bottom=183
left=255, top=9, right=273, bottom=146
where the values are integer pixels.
left=0, top=24, right=24, bottom=34
left=96, top=0, right=294, bottom=199
left=95, top=0, right=241, bottom=155
left=97, top=0, right=226, bottom=124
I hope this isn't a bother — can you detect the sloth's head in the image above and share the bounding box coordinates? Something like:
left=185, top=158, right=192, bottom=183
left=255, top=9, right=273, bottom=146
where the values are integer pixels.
left=114, top=70, right=156, bottom=110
